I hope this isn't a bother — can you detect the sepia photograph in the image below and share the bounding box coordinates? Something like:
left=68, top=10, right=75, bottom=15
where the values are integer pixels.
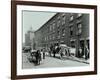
left=22, top=11, right=90, bottom=69
left=11, top=1, right=97, bottom=79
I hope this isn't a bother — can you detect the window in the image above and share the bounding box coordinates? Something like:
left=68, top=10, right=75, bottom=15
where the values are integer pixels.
left=62, top=14, right=66, bottom=25
left=45, top=36, right=47, bottom=41
left=62, top=28, right=65, bottom=37
left=77, top=23, right=82, bottom=35
left=47, top=36, right=48, bottom=41
left=50, top=34, right=54, bottom=40
left=53, top=34, right=55, bottom=40
left=57, top=30, right=60, bottom=39
left=77, top=13, right=82, bottom=17
left=50, top=25, right=52, bottom=31
left=70, top=26, right=73, bottom=36
left=57, top=16, right=60, bottom=27
left=48, top=36, right=50, bottom=40
left=51, top=35, right=52, bottom=40
left=70, top=16, right=74, bottom=21
left=52, top=22, right=55, bottom=32
left=49, top=35, right=51, bottom=40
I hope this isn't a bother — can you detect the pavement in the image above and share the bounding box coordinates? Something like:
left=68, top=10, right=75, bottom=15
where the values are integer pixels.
left=64, top=55, right=90, bottom=64
left=46, top=52, right=90, bottom=64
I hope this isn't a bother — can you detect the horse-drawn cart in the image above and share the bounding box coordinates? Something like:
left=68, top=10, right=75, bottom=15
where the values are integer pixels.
left=51, top=44, right=76, bottom=59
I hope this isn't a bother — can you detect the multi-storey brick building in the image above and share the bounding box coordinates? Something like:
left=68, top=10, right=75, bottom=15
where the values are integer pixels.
left=34, top=13, right=89, bottom=57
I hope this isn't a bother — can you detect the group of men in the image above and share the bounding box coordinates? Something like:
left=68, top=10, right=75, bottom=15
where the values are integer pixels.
left=78, top=45, right=89, bottom=60
left=31, top=49, right=46, bottom=66
left=49, top=44, right=61, bottom=57
left=49, top=44, right=71, bottom=58
left=29, top=43, right=89, bottom=66
left=49, top=43, right=90, bottom=60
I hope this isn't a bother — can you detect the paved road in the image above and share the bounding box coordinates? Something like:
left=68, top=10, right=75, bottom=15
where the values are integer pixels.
left=22, top=52, right=89, bottom=69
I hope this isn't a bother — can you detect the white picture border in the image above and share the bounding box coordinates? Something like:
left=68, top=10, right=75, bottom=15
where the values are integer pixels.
left=17, top=5, right=94, bottom=75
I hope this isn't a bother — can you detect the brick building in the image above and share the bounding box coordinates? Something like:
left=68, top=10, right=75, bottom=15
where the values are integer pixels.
left=34, top=13, right=89, bottom=57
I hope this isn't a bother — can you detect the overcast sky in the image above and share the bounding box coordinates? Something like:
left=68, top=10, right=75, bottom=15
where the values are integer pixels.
left=22, top=11, right=56, bottom=43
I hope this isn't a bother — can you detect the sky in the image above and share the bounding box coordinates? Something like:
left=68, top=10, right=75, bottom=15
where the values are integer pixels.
left=22, top=11, right=56, bottom=43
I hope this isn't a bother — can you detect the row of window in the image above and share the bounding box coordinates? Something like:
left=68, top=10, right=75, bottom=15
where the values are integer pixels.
left=69, top=13, right=82, bottom=21
left=44, top=23, right=82, bottom=41
left=49, top=13, right=66, bottom=32
left=49, top=13, right=82, bottom=33
left=70, top=23, right=82, bottom=36
left=44, top=13, right=83, bottom=41
left=44, top=29, right=66, bottom=41
left=69, top=13, right=82, bottom=36
left=44, top=34, right=55, bottom=41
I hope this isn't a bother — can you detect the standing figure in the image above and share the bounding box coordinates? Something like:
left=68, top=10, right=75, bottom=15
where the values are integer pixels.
left=53, top=45, right=56, bottom=57
left=46, top=48, right=50, bottom=56
left=43, top=48, right=46, bottom=59
left=50, top=45, right=53, bottom=57
left=40, top=49, right=43, bottom=60
left=56, top=45, right=60, bottom=54
left=84, top=45, right=89, bottom=60
left=35, top=50, right=41, bottom=65
left=79, top=47, right=82, bottom=58
left=65, top=47, right=70, bottom=57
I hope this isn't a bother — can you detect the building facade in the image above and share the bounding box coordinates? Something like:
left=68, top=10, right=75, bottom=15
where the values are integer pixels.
left=34, top=13, right=89, bottom=57
left=25, top=27, right=35, bottom=49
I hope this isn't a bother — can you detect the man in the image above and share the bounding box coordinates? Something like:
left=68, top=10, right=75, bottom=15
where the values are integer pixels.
left=84, top=45, right=89, bottom=60
left=79, top=47, right=82, bottom=58
left=49, top=45, right=53, bottom=57
left=43, top=48, right=46, bottom=59
left=35, top=50, right=41, bottom=65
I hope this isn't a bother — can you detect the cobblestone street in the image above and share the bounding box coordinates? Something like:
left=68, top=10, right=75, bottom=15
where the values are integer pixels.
left=22, top=52, right=89, bottom=69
